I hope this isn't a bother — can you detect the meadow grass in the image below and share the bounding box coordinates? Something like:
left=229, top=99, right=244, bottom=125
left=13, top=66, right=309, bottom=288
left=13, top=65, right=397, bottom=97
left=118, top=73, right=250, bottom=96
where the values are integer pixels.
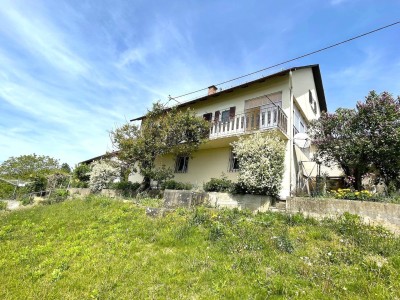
left=0, top=195, right=399, bottom=299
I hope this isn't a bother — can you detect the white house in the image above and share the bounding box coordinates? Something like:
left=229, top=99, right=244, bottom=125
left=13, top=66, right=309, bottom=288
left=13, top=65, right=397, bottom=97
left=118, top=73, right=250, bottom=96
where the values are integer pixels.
left=130, top=64, right=339, bottom=199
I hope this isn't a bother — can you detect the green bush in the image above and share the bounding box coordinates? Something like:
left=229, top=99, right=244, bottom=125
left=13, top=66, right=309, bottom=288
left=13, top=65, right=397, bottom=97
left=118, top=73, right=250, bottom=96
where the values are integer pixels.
left=73, top=164, right=91, bottom=182
left=70, top=180, right=89, bottom=188
left=19, top=195, right=33, bottom=206
left=0, top=182, right=14, bottom=199
left=42, top=189, right=69, bottom=205
left=111, top=181, right=140, bottom=197
left=203, top=177, right=235, bottom=193
left=0, top=201, right=7, bottom=210
left=161, top=180, right=192, bottom=190
left=28, top=175, right=47, bottom=193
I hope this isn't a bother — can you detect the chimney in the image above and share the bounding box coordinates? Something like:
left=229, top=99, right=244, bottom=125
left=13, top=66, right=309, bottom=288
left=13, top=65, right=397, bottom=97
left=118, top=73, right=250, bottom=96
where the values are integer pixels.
left=208, top=85, right=218, bottom=95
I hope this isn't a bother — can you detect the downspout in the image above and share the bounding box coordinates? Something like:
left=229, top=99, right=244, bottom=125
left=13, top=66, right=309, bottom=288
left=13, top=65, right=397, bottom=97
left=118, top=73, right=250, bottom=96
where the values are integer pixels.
left=289, top=70, right=294, bottom=199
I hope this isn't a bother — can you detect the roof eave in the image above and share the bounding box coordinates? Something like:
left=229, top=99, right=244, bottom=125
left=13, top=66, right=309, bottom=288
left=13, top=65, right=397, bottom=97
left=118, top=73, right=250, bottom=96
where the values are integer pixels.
left=130, top=64, right=327, bottom=121
left=311, top=65, right=327, bottom=112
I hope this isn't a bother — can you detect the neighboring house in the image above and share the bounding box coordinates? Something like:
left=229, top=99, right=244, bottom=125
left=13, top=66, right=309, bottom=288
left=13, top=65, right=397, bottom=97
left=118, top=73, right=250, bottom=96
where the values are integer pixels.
left=130, top=64, right=339, bottom=199
left=79, top=151, right=119, bottom=165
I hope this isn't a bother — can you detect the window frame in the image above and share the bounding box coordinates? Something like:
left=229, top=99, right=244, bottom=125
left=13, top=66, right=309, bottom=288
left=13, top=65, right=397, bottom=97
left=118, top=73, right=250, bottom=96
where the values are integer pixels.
left=221, top=110, right=230, bottom=123
left=175, top=156, right=189, bottom=173
left=309, top=90, right=317, bottom=114
left=228, top=150, right=239, bottom=172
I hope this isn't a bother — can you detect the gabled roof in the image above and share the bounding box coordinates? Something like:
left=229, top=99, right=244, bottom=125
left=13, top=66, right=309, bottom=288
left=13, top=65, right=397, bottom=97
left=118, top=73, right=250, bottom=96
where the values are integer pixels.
left=131, top=64, right=327, bottom=121
left=79, top=151, right=118, bottom=165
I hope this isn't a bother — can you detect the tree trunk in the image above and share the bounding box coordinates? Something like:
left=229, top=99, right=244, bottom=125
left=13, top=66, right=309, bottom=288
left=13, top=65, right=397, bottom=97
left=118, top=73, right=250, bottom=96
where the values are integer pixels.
left=138, top=176, right=151, bottom=192
left=354, top=168, right=362, bottom=191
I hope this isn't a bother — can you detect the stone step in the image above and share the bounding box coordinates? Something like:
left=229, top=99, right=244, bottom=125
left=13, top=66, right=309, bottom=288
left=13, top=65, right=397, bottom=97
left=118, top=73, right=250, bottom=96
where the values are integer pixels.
left=269, top=208, right=285, bottom=213
left=269, top=200, right=286, bottom=213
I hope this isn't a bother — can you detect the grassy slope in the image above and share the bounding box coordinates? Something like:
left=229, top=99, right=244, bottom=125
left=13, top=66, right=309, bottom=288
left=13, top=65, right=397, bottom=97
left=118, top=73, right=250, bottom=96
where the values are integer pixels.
left=0, top=196, right=399, bottom=299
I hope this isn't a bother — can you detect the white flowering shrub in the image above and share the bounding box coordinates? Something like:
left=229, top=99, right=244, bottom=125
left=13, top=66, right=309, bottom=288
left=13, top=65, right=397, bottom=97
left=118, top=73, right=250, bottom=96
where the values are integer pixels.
left=231, top=132, right=285, bottom=197
left=89, top=160, right=120, bottom=193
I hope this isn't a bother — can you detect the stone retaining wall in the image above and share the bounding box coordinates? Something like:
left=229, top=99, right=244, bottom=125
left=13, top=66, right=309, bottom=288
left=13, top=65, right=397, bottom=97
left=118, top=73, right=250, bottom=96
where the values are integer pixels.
left=163, top=190, right=273, bottom=212
left=207, top=192, right=273, bottom=212
left=68, top=188, right=91, bottom=197
left=163, top=190, right=207, bottom=208
left=287, top=197, right=400, bottom=234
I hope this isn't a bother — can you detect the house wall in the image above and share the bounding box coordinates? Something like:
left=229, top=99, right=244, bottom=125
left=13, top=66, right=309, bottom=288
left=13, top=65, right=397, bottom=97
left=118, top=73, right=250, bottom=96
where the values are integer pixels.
left=128, top=162, right=143, bottom=183
left=155, top=147, right=238, bottom=188
left=292, top=68, right=321, bottom=121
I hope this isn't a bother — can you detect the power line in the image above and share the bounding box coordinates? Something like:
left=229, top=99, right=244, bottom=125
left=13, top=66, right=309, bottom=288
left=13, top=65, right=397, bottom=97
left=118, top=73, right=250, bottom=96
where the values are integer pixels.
left=171, top=20, right=400, bottom=101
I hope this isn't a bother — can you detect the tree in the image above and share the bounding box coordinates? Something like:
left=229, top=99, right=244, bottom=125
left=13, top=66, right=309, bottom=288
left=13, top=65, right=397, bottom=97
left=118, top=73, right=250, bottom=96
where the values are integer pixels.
left=60, top=163, right=72, bottom=173
left=356, top=91, right=400, bottom=186
left=231, top=132, right=285, bottom=197
left=0, top=154, right=60, bottom=180
left=72, top=164, right=91, bottom=188
left=110, top=102, right=210, bottom=190
left=309, top=91, right=400, bottom=190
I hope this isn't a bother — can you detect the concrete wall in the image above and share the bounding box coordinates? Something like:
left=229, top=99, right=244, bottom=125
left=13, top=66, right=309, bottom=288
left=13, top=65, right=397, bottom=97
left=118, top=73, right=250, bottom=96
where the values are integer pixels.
left=67, top=188, right=117, bottom=198
left=287, top=197, right=400, bottom=234
left=163, top=190, right=273, bottom=213
left=68, top=188, right=91, bottom=197
left=207, top=192, right=273, bottom=212
left=163, top=189, right=206, bottom=208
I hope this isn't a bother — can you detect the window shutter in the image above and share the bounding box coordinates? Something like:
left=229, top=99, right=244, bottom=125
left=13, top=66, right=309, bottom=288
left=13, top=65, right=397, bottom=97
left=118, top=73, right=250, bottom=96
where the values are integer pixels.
left=214, top=110, right=220, bottom=122
left=229, top=106, right=236, bottom=119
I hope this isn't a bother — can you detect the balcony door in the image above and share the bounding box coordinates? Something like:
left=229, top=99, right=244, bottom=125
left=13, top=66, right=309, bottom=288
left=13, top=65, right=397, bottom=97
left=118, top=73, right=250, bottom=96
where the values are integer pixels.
left=245, top=106, right=260, bottom=132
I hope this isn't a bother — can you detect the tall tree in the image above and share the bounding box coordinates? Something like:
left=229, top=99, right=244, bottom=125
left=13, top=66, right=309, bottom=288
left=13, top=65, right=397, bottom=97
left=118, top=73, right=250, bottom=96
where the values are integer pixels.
left=110, top=102, right=210, bottom=190
left=60, top=163, right=72, bottom=174
left=0, top=154, right=60, bottom=180
left=356, top=91, right=400, bottom=185
left=309, top=91, right=400, bottom=190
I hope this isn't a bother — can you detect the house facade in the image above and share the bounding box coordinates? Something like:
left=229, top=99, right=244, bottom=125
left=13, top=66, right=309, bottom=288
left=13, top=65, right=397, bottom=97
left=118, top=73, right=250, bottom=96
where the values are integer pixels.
left=130, top=64, right=331, bottom=199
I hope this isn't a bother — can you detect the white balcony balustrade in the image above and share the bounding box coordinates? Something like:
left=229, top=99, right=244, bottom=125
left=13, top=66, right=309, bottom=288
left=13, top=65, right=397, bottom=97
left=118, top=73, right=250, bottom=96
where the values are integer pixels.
left=209, top=105, right=288, bottom=139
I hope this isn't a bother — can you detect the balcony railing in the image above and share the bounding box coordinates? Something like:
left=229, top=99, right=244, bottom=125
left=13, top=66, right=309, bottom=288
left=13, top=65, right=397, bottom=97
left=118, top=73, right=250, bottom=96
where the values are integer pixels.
left=209, top=105, right=288, bottom=139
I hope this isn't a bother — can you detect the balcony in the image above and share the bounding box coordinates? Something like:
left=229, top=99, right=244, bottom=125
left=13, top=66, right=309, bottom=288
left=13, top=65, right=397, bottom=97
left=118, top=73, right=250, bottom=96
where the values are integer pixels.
left=209, top=105, right=288, bottom=139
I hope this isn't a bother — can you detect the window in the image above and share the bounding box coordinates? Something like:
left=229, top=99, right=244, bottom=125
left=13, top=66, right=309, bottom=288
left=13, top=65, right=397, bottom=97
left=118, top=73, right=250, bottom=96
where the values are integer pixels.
left=229, top=150, right=239, bottom=172
left=175, top=156, right=189, bottom=173
left=214, top=110, right=220, bottom=123
left=300, top=121, right=305, bottom=133
left=215, top=107, right=236, bottom=123
left=221, top=110, right=230, bottom=123
left=309, top=90, right=317, bottom=114
left=203, top=113, right=212, bottom=122
left=293, top=105, right=307, bottom=134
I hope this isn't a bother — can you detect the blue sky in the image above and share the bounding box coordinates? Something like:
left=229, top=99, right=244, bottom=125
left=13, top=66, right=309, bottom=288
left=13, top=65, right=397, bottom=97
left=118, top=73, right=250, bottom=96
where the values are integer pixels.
left=0, top=0, right=399, bottom=167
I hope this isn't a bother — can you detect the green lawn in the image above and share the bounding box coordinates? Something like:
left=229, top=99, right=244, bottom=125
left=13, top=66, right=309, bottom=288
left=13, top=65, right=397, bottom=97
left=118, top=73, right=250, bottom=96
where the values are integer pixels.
left=0, top=196, right=399, bottom=299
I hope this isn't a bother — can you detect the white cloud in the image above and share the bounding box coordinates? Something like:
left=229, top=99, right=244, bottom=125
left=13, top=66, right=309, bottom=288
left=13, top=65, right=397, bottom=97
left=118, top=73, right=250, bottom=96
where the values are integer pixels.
left=0, top=3, right=89, bottom=76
